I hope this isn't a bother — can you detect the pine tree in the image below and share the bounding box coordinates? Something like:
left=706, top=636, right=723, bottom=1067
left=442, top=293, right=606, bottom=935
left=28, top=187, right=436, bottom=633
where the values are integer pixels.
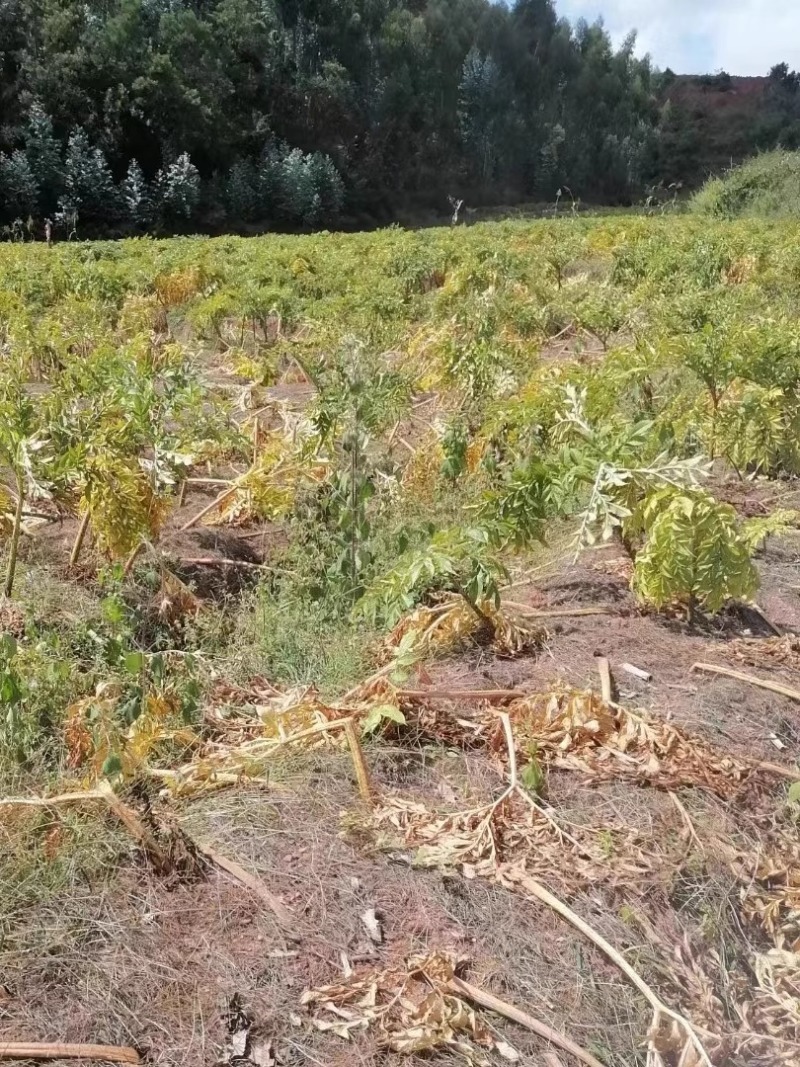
left=309, top=153, right=344, bottom=223
left=59, top=129, right=118, bottom=222
left=0, top=151, right=39, bottom=218
left=121, top=160, right=153, bottom=227
left=225, top=159, right=258, bottom=221
left=155, top=153, right=201, bottom=221
left=24, top=103, right=63, bottom=214
left=458, top=48, right=502, bottom=183
left=277, top=147, right=316, bottom=224
left=274, top=146, right=344, bottom=226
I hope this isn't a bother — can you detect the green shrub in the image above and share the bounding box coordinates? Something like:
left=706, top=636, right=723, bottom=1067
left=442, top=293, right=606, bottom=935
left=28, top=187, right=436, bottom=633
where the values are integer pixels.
left=692, top=150, right=800, bottom=219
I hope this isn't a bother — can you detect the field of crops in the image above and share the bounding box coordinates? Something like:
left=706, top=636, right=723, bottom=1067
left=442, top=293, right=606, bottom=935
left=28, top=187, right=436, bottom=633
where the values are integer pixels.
left=2, top=217, right=800, bottom=1067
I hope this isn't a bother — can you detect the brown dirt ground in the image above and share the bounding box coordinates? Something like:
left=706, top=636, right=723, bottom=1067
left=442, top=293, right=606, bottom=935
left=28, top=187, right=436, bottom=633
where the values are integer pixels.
left=1, top=756, right=656, bottom=1067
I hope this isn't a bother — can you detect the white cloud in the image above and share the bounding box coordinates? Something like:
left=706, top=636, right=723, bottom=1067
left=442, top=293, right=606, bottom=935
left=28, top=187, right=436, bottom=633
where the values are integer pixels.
left=556, top=0, right=800, bottom=76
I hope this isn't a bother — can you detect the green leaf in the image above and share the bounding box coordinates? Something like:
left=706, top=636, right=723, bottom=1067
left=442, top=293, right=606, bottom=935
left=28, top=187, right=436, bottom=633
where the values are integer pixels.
left=376, top=704, right=406, bottom=725
left=362, top=703, right=406, bottom=735
left=124, top=651, right=145, bottom=676
left=0, top=634, right=17, bottom=659
left=787, top=781, right=800, bottom=806
left=520, top=757, right=545, bottom=795
left=102, top=753, right=123, bottom=778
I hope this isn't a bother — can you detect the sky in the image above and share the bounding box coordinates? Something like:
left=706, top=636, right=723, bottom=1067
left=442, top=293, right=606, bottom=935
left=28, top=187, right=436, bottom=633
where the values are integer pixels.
left=556, top=0, right=800, bottom=76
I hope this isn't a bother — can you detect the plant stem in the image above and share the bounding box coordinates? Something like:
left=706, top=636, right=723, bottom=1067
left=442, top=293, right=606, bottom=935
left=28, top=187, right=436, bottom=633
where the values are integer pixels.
left=69, top=509, right=91, bottom=568
left=4, top=472, right=24, bottom=598
left=349, top=426, right=360, bottom=597
left=457, top=586, right=496, bottom=639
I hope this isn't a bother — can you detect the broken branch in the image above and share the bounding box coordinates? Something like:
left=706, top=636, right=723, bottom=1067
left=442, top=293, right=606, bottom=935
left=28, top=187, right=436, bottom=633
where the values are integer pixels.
left=501, top=602, right=617, bottom=619
left=595, top=657, right=613, bottom=704
left=621, top=663, right=652, bottom=682
left=0, top=1044, right=140, bottom=1064
left=449, top=976, right=605, bottom=1067
left=503, top=868, right=714, bottom=1067
left=398, top=688, right=521, bottom=703
left=196, top=842, right=295, bottom=928
left=691, top=662, right=800, bottom=702
left=97, top=781, right=170, bottom=871
left=0, top=789, right=106, bottom=808
left=343, top=718, right=374, bottom=804
left=180, top=485, right=239, bottom=531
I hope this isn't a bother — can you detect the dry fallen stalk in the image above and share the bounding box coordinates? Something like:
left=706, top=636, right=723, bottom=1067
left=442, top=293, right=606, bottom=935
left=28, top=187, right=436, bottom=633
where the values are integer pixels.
left=196, top=842, right=295, bottom=928
left=621, top=662, right=651, bottom=682
left=398, top=688, right=521, bottom=703
left=504, top=869, right=714, bottom=1067
left=751, top=759, right=800, bottom=781
left=501, top=602, right=618, bottom=620
left=0, top=789, right=106, bottom=808
left=497, top=711, right=518, bottom=789
left=178, top=556, right=266, bottom=569
left=97, top=780, right=170, bottom=870
left=543, top=1056, right=568, bottom=1067
left=595, top=657, right=613, bottom=704
left=0, top=1043, right=140, bottom=1064
left=449, top=976, right=605, bottom=1067
left=343, top=718, right=374, bottom=803
left=180, top=485, right=239, bottom=531
left=668, top=792, right=704, bottom=852
left=692, top=662, right=800, bottom=702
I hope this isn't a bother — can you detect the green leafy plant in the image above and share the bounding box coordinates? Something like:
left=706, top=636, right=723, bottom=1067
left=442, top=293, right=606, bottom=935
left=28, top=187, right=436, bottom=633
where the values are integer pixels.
left=0, top=370, right=53, bottom=596
left=355, top=526, right=507, bottom=630
left=633, top=487, right=759, bottom=625
left=741, top=509, right=800, bottom=553
left=362, top=703, right=407, bottom=735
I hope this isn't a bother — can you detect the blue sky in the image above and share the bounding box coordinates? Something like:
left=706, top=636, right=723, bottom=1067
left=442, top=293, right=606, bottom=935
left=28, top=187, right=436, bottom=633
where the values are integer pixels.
left=556, top=0, right=800, bottom=76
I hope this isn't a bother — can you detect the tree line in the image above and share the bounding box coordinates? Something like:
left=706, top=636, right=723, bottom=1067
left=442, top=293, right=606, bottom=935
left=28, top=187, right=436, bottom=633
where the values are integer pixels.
left=0, top=0, right=755, bottom=235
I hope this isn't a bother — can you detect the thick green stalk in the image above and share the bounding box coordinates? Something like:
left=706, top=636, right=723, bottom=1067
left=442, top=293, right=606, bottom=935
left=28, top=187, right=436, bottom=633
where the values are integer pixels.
left=4, top=473, right=25, bottom=598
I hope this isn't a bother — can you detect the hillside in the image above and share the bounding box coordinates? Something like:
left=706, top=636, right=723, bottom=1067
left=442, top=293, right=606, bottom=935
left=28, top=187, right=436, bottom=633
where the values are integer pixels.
left=659, top=71, right=800, bottom=188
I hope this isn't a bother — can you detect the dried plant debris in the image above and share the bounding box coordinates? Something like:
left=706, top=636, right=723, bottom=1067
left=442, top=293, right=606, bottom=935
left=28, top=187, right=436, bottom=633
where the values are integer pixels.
left=728, top=635, right=800, bottom=671
left=729, top=832, right=800, bottom=952
left=300, top=952, right=519, bottom=1061
left=750, top=951, right=800, bottom=1055
left=405, top=687, right=753, bottom=795
left=497, top=689, right=753, bottom=795
left=350, top=791, right=653, bottom=893
left=157, top=685, right=350, bottom=796
left=382, top=594, right=548, bottom=659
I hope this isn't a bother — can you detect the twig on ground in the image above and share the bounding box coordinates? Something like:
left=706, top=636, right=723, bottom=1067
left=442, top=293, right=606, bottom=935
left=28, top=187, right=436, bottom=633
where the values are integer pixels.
left=751, top=759, right=800, bottom=781
left=621, top=663, right=652, bottom=682
left=750, top=603, right=783, bottom=637
left=595, top=657, right=613, bottom=704
left=669, top=792, right=705, bottom=852
left=97, top=781, right=170, bottom=870
left=178, top=557, right=265, bottom=569
left=0, top=789, right=106, bottom=808
left=497, top=712, right=517, bottom=788
left=501, top=602, right=618, bottom=619
left=449, top=976, right=605, bottom=1067
left=502, top=868, right=714, bottom=1067
left=180, top=485, right=239, bottom=531
left=398, top=688, right=520, bottom=703
left=691, top=662, right=800, bottom=702
left=195, top=842, right=295, bottom=928
left=0, top=1044, right=140, bottom=1064
left=341, top=662, right=396, bottom=702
